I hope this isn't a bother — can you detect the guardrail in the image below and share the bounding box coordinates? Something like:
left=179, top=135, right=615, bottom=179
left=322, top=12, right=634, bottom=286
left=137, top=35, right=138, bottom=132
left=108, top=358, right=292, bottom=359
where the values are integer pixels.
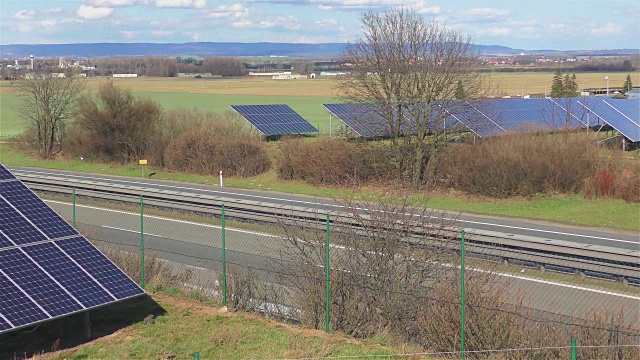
left=16, top=173, right=640, bottom=285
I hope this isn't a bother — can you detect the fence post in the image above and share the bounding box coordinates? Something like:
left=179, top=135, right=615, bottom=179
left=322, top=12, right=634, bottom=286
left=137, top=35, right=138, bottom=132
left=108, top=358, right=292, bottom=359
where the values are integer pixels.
left=72, top=187, right=76, bottom=229
left=140, top=195, right=145, bottom=290
left=221, top=204, right=227, bottom=307
left=571, top=337, right=577, bottom=360
left=325, top=214, right=330, bottom=333
left=460, top=230, right=466, bottom=360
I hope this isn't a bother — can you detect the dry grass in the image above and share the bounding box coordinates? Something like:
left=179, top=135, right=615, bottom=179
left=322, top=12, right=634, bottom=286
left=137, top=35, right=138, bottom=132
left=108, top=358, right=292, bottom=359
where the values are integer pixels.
left=486, top=71, right=640, bottom=96
left=0, top=77, right=339, bottom=97
left=1, top=70, right=638, bottom=97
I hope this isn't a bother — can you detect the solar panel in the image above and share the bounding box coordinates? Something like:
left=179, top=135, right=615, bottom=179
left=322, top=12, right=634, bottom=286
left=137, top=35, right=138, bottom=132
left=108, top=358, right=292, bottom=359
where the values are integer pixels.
left=0, top=164, right=144, bottom=334
left=324, top=103, right=425, bottom=137
left=230, top=104, right=317, bottom=136
left=450, top=101, right=507, bottom=137
left=0, top=166, right=15, bottom=180
left=577, top=99, right=640, bottom=142
left=326, top=98, right=640, bottom=141
left=603, top=99, right=640, bottom=127
left=0, top=181, right=80, bottom=240
left=323, top=103, right=388, bottom=137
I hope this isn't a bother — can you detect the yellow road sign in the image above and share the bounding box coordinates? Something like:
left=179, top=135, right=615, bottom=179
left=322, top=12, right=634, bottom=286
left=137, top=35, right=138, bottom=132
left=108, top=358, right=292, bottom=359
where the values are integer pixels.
left=139, top=159, right=147, bottom=165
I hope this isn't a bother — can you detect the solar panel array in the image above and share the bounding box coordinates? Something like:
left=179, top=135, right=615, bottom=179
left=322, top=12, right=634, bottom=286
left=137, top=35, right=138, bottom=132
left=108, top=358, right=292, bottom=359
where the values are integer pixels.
left=230, top=104, right=318, bottom=136
left=324, top=98, right=640, bottom=141
left=580, top=99, right=640, bottom=142
left=0, top=164, right=144, bottom=334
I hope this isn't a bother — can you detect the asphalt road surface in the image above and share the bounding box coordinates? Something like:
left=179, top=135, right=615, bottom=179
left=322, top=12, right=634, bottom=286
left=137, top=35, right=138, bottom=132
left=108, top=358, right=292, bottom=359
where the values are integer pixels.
left=45, top=199, right=640, bottom=329
left=11, top=166, right=640, bottom=252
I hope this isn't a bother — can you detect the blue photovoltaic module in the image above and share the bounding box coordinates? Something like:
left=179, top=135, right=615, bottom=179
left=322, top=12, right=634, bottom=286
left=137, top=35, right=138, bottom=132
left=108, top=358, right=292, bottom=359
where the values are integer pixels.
left=0, top=164, right=144, bottom=334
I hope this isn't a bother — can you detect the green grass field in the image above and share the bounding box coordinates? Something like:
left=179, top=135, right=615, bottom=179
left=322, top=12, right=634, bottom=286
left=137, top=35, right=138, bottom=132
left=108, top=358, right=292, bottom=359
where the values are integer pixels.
left=0, top=92, right=338, bottom=139
left=1, top=70, right=638, bottom=138
left=0, top=94, right=20, bottom=138
left=139, top=92, right=337, bottom=132
left=6, top=292, right=403, bottom=360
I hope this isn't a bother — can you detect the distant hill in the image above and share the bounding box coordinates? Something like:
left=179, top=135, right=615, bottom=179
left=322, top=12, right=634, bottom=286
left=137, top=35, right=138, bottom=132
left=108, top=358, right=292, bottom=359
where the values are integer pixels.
left=0, top=42, right=637, bottom=58
left=0, top=42, right=347, bottom=58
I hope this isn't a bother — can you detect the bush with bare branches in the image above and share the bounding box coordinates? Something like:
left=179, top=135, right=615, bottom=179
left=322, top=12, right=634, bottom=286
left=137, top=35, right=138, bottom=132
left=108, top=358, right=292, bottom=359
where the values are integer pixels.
left=276, top=194, right=457, bottom=339
left=277, top=138, right=403, bottom=186
left=67, top=81, right=163, bottom=163
left=162, top=109, right=270, bottom=177
left=582, top=158, right=640, bottom=202
left=437, top=133, right=600, bottom=198
left=420, top=271, right=640, bottom=359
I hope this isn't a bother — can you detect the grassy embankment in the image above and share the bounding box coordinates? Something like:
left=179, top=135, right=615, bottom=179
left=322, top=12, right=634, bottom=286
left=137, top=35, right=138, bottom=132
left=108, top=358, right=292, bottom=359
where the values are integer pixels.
left=2, top=291, right=404, bottom=360
left=2, top=146, right=638, bottom=231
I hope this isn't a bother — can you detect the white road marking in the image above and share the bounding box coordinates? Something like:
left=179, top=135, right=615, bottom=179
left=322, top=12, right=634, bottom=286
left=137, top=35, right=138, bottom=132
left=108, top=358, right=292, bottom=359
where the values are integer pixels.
left=18, top=169, right=639, bottom=246
left=45, top=199, right=279, bottom=238
left=102, top=225, right=162, bottom=238
left=44, top=199, right=640, bottom=300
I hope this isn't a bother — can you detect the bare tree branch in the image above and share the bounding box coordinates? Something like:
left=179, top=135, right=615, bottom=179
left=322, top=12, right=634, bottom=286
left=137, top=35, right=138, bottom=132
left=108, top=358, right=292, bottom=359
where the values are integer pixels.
left=14, top=72, right=85, bottom=158
left=337, top=10, right=491, bottom=186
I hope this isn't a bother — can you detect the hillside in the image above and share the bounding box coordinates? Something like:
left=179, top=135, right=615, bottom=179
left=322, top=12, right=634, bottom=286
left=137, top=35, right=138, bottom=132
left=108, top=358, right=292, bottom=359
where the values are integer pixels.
left=9, top=292, right=404, bottom=360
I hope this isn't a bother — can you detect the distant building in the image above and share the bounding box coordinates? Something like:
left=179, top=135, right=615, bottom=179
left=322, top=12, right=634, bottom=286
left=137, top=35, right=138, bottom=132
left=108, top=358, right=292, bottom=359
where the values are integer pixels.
left=249, top=71, right=291, bottom=77
left=177, top=73, right=222, bottom=78
left=626, top=88, right=640, bottom=98
left=320, top=71, right=350, bottom=76
left=272, top=74, right=307, bottom=80
left=112, top=73, right=138, bottom=78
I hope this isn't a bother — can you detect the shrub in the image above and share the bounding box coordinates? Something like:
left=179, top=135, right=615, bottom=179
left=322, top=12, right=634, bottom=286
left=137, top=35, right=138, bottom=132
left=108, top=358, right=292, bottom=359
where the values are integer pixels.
left=276, top=138, right=396, bottom=186
left=583, top=160, right=640, bottom=202
left=161, top=109, right=270, bottom=177
left=164, top=128, right=270, bottom=177
left=67, top=81, right=163, bottom=163
left=437, top=133, right=600, bottom=198
left=419, top=272, right=640, bottom=359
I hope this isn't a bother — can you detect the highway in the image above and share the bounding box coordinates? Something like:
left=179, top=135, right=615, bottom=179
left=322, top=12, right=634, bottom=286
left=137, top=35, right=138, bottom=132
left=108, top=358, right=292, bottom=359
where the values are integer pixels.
left=44, top=198, right=640, bottom=329
left=9, top=166, right=640, bottom=252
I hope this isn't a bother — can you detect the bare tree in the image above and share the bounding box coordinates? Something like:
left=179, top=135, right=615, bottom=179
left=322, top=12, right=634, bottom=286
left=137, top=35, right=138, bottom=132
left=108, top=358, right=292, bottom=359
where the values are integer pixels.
left=276, top=193, right=458, bottom=339
left=337, top=10, right=489, bottom=186
left=14, top=72, right=85, bottom=158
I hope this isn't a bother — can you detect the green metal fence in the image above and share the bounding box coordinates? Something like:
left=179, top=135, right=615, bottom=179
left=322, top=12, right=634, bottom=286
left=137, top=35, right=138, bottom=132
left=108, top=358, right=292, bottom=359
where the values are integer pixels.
left=58, top=187, right=640, bottom=359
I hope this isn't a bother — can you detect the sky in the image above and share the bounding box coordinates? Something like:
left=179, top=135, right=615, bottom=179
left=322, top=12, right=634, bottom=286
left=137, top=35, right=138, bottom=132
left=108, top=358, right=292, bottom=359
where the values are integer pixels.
left=0, top=0, right=639, bottom=50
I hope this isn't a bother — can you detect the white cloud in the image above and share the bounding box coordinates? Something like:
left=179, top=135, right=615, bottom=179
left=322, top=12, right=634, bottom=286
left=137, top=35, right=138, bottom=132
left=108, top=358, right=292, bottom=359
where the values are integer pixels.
left=183, top=31, right=200, bottom=40
left=205, top=3, right=249, bottom=19
left=77, top=5, right=115, bottom=20
left=155, top=0, right=207, bottom=8
left=477, top=27, right=512, bottom=37
left=394, top=1, right=439, bottom=14
left=40, top=19, right=59, bottom=27
left=315, top=18, right=338, bottom=26
left=258, top=15, right=301, bottom=30
left=42, top=8, right=63, bottom=14
left=14, top=10, right=35, bottom=20
left=231, top=19, right=253, bottom=28
left=18, top=23, right=33, bottom=33
left=550, top=23, right=566, bottom=30
left=312, top=1, right=438, bottom=13
left=152, top=30, right=174, bottom=36
left=592, top=23, right=622, bottom=35
left=310, top=0, right=410, bottom=9
left=462, top=8, right=510, bottom=22
left=89, top=0, right=137, bottom=6
left=120, top=30, right=137, bottom=38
